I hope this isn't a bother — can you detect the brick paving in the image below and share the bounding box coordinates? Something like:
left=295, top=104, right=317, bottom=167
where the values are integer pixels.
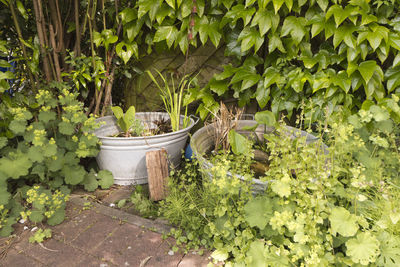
left=0, top=190, right=211, bottom=267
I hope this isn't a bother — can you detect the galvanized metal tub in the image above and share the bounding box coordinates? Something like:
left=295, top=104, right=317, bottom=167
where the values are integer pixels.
left=95, top=112, right=197, bottom=185
left=191, top=120, right=329, bottom=192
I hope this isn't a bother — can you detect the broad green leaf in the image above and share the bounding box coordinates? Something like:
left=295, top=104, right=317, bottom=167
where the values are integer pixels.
left=38, top=111, right=56, bottom=123
left=268, top=33, right=286, bottom=53
left=385, top=67, right=400, bottom=93
left=229, top=130, right=252, bottom=155
left=376, top=232, right=400, bottom=267
left=369, top=105, right=390, bottom=121
left=246, top=241, right=267, bottom=266
left=47, top=209, right=65, bottom=226
left=316, top=0, right=328, bottom=11
left=0, top=152, right=32, bottom=179
left=209, top=79, right=228, bottom=96
left=111, top=106, right=124, bottom=120
left=211, top=249, right=229, bottom=262
left=59, top=121, right=75, bottom=135
left=153, top=26, right=178, bottom=48
left=124, top=105, right=136, bottom=130
left=119, top=8, right=137, bottom=24
left=251, top=10, right=272, bottom=36
left=271, top=179, right=291, bottom=198
left=358, top=60, right=379, bottom=84
left=98, top=170, right=113, bottom=189
left=333, top=24, right=356, bottom=49
left=29, top=210, right=44, bottom=223
left=255, top=81, right=270, bottom=108
left=230, top=68, right=261, bottom=91
left=165, top=0, right=175, bottom=9
left=281, top=16, right=306, bottom=45
left=215, top=65, right=236, bottom=80
left=0, top=71, right=15, bottom=80
left=263, top=67, right=281, bottom=88
left=244, top=197, right=273, bottom=229
left=346, top=232, right=380, bottom=265
left=138, top=0, right=161, bottom=20
left=238, top=27, right=264, bottom=53
left=0, top=188, right=11, bottom=205
left=255, top=110, right=276, bottom=126
left=329, top=207, right=358, bottom=237
left=62, top=165, right=86, bottom=185
left=272, top=0, right=284, bottom=14
left=116, top=42, right=135, bottom=64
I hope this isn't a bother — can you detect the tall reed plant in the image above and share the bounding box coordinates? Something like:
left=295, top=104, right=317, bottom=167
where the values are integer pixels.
left=146, top=70, right=195, bottom=131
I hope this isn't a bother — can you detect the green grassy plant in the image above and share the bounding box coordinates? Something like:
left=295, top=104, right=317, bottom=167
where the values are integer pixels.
left=146, top=70, right=195, bottom=132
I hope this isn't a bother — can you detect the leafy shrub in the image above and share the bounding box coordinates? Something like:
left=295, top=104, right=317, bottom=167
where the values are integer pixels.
left=160, top=109, right=400, bottom=266
left=0, top=84, right=113, bottom=236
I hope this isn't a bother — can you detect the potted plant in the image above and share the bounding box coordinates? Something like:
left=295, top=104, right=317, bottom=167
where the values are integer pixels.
left=94, top=71, right=198, bottom=185
left=190, top=105, right=329, bottom=192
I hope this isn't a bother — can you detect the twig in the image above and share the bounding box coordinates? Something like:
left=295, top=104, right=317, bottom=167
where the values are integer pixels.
left=38, top=242, right=59, bottom=252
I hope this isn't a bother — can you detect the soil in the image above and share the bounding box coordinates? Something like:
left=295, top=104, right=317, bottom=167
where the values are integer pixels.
left=110, top=118, right=173, bottom=137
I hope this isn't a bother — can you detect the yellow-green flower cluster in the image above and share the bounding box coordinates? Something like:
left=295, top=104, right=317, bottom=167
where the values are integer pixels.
left=10, top=107, right=29, bottom=121
left=0, top=205, right=9, bottom=229
left=35, top=90, right=53, bottom=103
left=32, top=129, right=47, bottom=147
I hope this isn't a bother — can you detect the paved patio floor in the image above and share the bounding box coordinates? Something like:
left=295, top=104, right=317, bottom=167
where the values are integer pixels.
left=0, top=189, right=211, bottom=267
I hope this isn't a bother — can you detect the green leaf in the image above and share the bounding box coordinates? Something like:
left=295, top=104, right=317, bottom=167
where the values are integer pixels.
left=9, top=120, right=26, bottom=134
left=124, top=105, right=136, bottom=130
left=255, top=81, right=270, bottom=108
left=377, top=232, right=400, bottom=267
left=209, top=79, right=228, bottom=96
left=329, top=207, right=359, bottom=237
left=116, top=42, right=136, bottom=64
left=138, top=0, right=161, bottom=20
left=16, top=0, right=28, bottom=19
left=59, top=121, right=75, bottom=135
left=251, top=10, right=273, bottom=36
left=246, top=241, right=267, bottom=266
left=244, top=197, right=273, bottom=229
left=272, top=0, right=284, bottom=13
left=111, top=106, right=124, bottom=120
left=62, top=165, right=86, bottom=185
left=82, top=171, right=98, bottom=192
left=255, top=110, right=276, bottom=126
left=215, top=65, right=236, bottom=80
left=47, top=209, right=65, bottom=226
left=38, top=111, right=56, bottom=123
left=229, top=130, right=252, bottom=155
left=211, top=249, right=229, bottom=262
left=346, top=232, right=380, bottom=265
left=271, top=179, right=291, bottom=198
left=119, top=8, right=137, bottom=24
left=98, top=170, right=113, bottom=189
left=281, top=16, right=306, bottom=45
left=29, top=210, right=44, bottom=223
left=165, top=0, right=175, bottom=9
left=230, top=68, right=261, bottom=91
left=333, top=24, right=356, bottom=49
left=117, top=199, right=127, bottom=208
left=0, top=152, right=32, bottom=179
left=358, top=60, right=378, bottom=84
left=268, top=33, right=286, bottom=53
left=238, top=27, right=264, bottom=53
left=316, top=0, right=328, bottom=11
left=369, top=105, right=390, bottom=121
left=153, top=26, right=178, bottom=48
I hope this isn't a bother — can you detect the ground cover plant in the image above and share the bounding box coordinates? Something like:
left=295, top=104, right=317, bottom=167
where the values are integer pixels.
left=159, top=105, right=400, bottom=266
left=0, top=84, right=113, bottom=236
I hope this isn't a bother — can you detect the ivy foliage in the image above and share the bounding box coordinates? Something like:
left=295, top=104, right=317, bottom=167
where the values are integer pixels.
left=112, top=0, right=400, bottom=121
left=160, top=103, right=400, bottom=266
left=0, top=85, right=113, bottom=236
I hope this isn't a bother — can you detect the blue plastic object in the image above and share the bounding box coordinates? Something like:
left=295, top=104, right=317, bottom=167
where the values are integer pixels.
left=184, top=143, right=193, bottom=160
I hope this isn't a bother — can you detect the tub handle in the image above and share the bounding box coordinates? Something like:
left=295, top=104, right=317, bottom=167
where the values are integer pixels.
left=190, top=115, right=200, bottom=125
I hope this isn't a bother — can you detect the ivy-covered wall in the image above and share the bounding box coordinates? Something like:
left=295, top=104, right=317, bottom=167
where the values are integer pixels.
left=119, top=0, right=400, bottom=121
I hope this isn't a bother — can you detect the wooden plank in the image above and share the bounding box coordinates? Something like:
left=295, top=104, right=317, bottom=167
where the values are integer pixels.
left=146, top=149, right=169, bottom=201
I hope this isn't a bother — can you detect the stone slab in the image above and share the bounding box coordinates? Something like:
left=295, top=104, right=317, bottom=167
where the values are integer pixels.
left=0, top=249, right=43, bottom=267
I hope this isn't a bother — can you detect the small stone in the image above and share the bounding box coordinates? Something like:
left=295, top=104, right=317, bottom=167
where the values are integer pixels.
left=109, top=203, right=116, bottom=207
left=124, top=262, right=130, bottom=266
left=168, top=250, right=174, bottom=256
left=31, top=227, right=38, bottom=232
left=19, top=218, right=26, bottom=224
left=99, top=264, right=108, bottom=267
left=127, top=246, right=132, bottom=249
left=23, top=226, right=28, bottom=230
